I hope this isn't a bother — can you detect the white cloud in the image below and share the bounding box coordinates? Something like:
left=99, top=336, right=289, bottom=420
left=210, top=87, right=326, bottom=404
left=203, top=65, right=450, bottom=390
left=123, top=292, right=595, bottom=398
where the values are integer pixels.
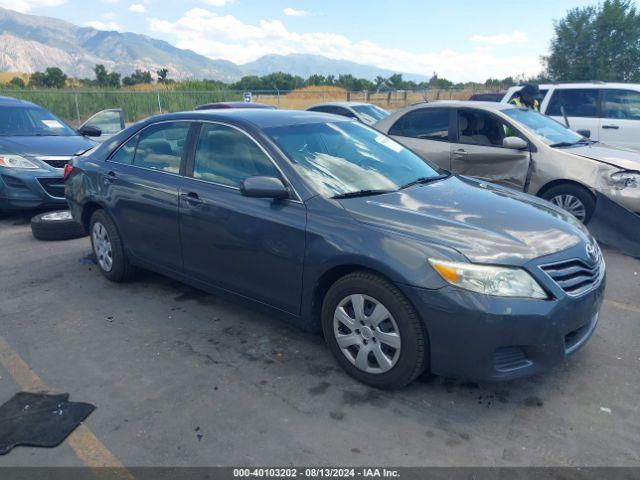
left=0, top=0, right=65, bottom=13
left=283, top=7, right=310, bottom=17
left=129, top=3, right=146, bottom=13
left=84, top=20, right=122, bottom=31
left=148, top=9, right=540, bottom=81
left=199, top=0, right=234, bottom=6
left=470, top=30, right=528, bottom=46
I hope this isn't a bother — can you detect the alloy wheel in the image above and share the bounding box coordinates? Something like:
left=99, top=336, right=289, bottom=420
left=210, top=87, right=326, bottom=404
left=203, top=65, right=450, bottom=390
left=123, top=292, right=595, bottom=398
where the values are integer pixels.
left=333, top=294, right=401, bottom=374
left=550, top=194, right=587, bottom=222
left=92, top=221, right=113, bottom=272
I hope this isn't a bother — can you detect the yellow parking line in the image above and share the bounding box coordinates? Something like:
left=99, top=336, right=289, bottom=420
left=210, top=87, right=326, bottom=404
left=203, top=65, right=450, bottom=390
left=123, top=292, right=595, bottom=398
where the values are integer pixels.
left=604, top=299, right=640, bottom=314
left=0, top=336, right=134, bottom=478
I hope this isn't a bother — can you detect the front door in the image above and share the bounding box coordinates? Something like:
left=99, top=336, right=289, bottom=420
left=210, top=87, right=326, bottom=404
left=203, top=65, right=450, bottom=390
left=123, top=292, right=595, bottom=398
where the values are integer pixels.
left=543, top=88, right=600, bottom=141
left=450, top=109, right=530, bottom=190
left=179, top=122, right=306, bottom=315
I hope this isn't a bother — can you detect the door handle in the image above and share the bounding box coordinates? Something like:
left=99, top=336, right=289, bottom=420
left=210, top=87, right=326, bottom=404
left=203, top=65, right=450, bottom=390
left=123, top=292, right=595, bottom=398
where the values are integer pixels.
left=180, top=192, right=204, bottom=206
left=453, top=149, right=467, bottom=157
left=104, top=171, right=117, bottom=183
left=602, top=125, right=620, bottom=130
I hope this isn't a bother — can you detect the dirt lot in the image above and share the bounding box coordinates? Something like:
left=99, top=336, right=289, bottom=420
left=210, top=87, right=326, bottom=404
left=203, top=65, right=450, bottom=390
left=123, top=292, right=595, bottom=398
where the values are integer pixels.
left=0, top=211, right=639, bottom=468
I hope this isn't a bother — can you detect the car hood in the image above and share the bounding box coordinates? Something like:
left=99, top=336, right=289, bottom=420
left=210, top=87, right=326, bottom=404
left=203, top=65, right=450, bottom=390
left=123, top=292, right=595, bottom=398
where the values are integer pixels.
left=0, top=135, right=95, bottom=157
left=567, top=143, right=640, bottom=171
left=339, top=176, right=588, bottom=264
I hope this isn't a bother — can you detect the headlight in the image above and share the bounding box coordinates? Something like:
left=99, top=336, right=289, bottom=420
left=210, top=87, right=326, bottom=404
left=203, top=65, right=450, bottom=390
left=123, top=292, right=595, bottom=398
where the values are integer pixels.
left=0, top=155, right=39, bottom=169
left=429, top=259, right=547, bottom=299
left=610, top=170, right=639, bottom=189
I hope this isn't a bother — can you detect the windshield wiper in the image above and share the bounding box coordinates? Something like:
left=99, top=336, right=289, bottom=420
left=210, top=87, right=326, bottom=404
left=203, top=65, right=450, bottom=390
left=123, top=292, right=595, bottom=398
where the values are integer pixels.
left=332, top=189, right=395, bottom=199
left=550, top=141, right=580, bottom=148
left=400, top=174, right=449, bottom=190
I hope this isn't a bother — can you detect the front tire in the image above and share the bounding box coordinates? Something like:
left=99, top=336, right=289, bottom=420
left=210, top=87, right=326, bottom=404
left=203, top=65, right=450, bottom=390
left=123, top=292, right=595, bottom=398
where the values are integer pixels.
left=541, top=184, right=595, bottom=224
left=89, top=209, right=134, bottom=282
left=321, top=271, right=428, bottom=389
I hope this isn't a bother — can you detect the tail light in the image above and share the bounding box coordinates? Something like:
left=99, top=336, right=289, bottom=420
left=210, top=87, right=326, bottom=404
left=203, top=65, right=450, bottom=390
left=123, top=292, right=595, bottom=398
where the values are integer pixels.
left=63, top=163, right=75, bottom=181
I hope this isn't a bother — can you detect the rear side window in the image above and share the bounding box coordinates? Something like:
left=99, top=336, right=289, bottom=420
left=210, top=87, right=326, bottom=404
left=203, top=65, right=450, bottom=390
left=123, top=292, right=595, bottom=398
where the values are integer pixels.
left=110, top=135, right=137, bottom=165
left=389, top=108, right=450, bottom=141
left=546, top=89, right=599, bottom=118
left=601, top=89, right=640, bottom=120
left=133, top=122, right=190, bottom=174
left=192, top=123, right=280, bottom=187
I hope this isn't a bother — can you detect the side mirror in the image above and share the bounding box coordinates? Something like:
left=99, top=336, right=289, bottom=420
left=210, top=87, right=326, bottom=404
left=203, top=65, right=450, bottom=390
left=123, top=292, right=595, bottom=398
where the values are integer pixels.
left=577, top=129, right=591, bottom=139
left=78, top=125, right=102, bottom=137
left=240, top=176, right=289, bottom=199
left=503, top=136, right=528, bottom=150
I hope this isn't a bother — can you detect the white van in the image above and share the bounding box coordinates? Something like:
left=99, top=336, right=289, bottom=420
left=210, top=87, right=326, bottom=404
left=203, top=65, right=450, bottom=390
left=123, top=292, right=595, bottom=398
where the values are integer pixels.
left=501, top=83, right=640, bottom=150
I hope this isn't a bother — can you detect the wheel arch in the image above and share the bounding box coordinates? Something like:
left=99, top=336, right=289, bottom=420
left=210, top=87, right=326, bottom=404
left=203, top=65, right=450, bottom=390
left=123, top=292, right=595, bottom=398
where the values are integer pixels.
left=80, top=200, right=106, bottom=233
left=536, top=179, right=596, bottom=201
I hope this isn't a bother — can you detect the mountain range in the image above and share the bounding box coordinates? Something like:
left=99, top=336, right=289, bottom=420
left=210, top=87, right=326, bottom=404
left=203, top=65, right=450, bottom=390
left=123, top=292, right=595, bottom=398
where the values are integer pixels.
left=0, top=7, right=428, bottom=83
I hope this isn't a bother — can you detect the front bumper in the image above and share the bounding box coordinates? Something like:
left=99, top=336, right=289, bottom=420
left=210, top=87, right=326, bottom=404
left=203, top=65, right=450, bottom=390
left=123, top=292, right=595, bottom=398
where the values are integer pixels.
left=599, top=187, right=640, bottom=215
left=0, top=168, right=67, bottom=211
left=402, top=266, right=605, bottom=382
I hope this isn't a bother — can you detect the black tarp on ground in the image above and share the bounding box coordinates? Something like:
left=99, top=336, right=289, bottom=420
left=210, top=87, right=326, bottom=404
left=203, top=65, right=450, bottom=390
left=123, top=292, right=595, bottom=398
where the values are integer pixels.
left=589, top=192, right=640, bottom=259
left=0, top=392, right=95, bottom=455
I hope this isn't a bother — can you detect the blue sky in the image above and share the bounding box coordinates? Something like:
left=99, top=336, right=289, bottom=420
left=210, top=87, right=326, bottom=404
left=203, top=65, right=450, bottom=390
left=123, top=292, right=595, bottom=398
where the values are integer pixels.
left=1, top=0, right=605, bottom=81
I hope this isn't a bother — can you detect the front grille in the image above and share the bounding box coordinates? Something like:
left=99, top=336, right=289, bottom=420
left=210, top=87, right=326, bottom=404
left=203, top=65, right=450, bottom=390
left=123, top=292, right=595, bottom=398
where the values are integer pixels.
left=37, top=178, right=65, bottom=198
left=494, top=346, right=532, bottom=372
left=540, top=256, right=604, bottom=296
left=36, top=156, right=72, bottom=169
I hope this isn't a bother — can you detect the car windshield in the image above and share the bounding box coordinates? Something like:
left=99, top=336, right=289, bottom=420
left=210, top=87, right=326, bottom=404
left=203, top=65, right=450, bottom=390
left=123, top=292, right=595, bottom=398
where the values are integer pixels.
left=264, top=121, right=442, bottom=198
left=0, top=106, right=78, bottom=137
left=351, top=104, right=390, bottom=122
left=503, top=108, right=584, bottom=146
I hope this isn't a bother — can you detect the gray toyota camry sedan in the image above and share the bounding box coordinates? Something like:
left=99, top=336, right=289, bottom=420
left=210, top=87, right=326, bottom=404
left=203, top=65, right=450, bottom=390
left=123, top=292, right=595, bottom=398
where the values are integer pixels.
left=65, top=109, right=605, bottom=389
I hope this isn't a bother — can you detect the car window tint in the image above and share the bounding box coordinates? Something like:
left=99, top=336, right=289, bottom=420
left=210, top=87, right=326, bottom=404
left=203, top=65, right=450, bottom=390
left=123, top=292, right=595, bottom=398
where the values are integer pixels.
left=457, top=110, right=521, bottom=147
left=546, top=89, right=599, bottom=117
left=133, top=122, right=189, bottom=174
left=389, top=108, right=450, bottom=141
left=333, top=107, right=357, bottom=118
left=193, top=123, right=280, bottom=187
left=601, top=89, right=640, bottom=120
left=110, top=135, right=138, bottom=165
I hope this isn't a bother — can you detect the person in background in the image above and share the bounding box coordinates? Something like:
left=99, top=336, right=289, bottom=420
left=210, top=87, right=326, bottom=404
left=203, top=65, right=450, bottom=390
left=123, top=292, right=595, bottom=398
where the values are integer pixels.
left=510, top=84, right=541, bottom=111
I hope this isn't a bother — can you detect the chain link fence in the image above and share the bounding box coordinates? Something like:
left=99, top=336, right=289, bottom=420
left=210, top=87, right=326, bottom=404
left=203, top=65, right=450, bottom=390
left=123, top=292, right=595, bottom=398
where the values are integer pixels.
left=0, top=87, right=494, bottom=126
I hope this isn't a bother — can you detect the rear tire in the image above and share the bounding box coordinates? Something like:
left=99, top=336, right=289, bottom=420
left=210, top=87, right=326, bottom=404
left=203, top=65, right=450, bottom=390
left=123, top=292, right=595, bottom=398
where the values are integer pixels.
left=31, top=210, right=86, bottom=241
left=541, top=184, right=595, bottom=224
left=89, top=209, right=134, bottom=282
left=321, top=271, right=428, bottom=389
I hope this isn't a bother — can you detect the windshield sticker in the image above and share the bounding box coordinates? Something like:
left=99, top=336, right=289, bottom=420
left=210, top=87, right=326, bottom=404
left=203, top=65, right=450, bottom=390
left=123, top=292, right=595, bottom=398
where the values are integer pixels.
left=42, top=120, right=64, bottom=129
left=375, top=135, right=404, bottom=153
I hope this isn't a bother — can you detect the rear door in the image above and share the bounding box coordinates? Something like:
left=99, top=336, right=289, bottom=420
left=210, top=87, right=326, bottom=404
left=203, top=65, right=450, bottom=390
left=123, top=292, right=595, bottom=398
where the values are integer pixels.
left=449, top=108, right=530, bottom=190
left=178, top=122, right=307, bottom=314
left=103, top=121, right=191, bottom=273
left=387, top=107, right=453, bottom=169
left=598, top=89, right=640, bottom=149
left=543, top=88, right=600, bottom=140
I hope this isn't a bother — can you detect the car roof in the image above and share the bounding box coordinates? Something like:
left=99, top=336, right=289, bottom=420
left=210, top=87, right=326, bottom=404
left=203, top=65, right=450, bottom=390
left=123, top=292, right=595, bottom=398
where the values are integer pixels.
left=508, top=82, right=640, bottom=90
left=307, top=101, right=374, bottom=109
left=406, top=100, right=517, bottom=111
left=195, top=101, right=275, bottom=110
left=142, top=109, right=349, bottom=129
left=0, top=96, right=39, bottom=107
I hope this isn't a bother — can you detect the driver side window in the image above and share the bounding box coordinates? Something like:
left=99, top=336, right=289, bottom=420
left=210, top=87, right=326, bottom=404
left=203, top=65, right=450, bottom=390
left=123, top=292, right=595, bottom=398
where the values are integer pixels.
left=457, top=110, right=520, bottom=147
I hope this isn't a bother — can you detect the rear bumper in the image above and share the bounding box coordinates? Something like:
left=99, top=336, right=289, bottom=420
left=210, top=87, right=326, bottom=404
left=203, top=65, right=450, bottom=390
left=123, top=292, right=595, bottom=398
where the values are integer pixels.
left=0, top=169, right=67, bottom=211
left=402, top=276, right=605, bottom=382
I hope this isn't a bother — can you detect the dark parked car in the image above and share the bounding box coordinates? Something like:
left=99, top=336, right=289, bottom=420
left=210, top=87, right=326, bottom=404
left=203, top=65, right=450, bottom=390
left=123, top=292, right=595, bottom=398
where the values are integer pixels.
left=0, top=96, right=98, bottom=212
left=65, top=109, right=605, bottom=389
left=195, top=102, right=276, bottom=111
left=468, top=92, right=506, bottom=102
left=306, top=102, right=389, bottom=125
